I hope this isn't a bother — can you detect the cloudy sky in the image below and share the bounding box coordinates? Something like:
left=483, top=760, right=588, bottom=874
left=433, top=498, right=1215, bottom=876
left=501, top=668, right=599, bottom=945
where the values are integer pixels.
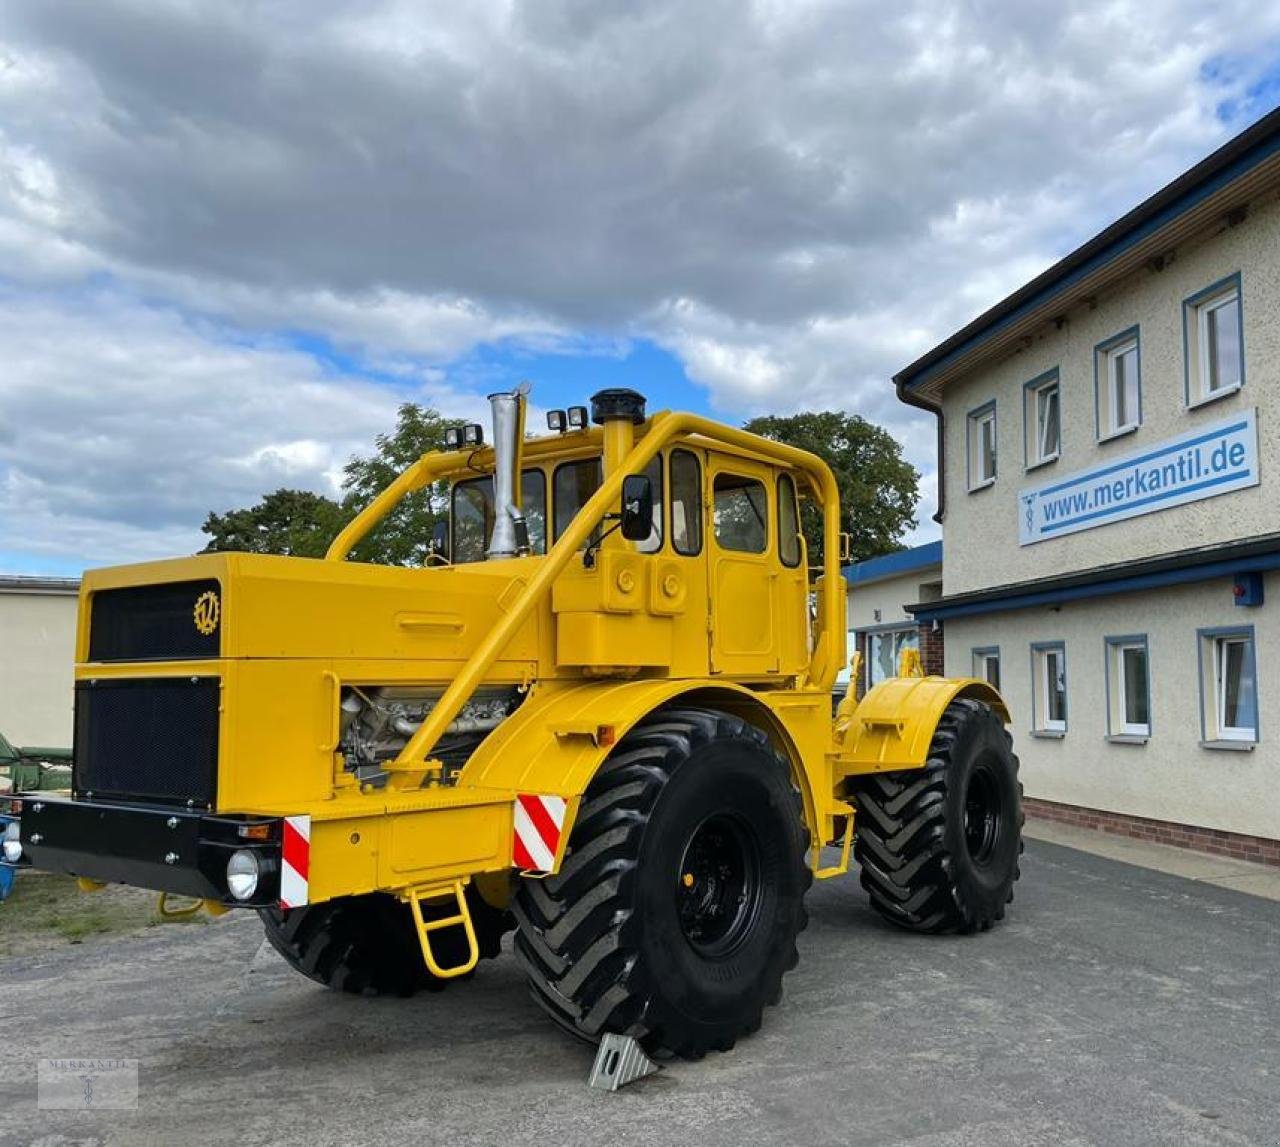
left=2, top=1, right=1279, bottom=575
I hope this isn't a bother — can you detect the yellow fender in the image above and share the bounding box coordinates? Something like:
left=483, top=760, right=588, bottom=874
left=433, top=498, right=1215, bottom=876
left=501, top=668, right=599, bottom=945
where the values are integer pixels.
left=460, top=677, right=824, bottom=863
left=836, top=676, right=1010, bottom=777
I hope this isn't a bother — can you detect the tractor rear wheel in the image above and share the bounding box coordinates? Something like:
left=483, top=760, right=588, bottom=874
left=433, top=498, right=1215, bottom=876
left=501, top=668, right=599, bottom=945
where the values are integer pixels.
left=511, top=707, right=811, bottom=1058
left=259, top=888, right=512, bottom=997
left=848, top=697, right=1022, bottom=933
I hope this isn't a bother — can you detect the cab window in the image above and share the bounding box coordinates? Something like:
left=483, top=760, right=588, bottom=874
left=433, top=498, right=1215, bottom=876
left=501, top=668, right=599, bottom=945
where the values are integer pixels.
left=670, top=449, right=702, bottom=556
left=778, top=473, right=801, bottom=567
left=713, top=472, right=768, bottom=554
left=555, top=456, right=663, bottom=552
left=451, top=470, right=547, bottom=564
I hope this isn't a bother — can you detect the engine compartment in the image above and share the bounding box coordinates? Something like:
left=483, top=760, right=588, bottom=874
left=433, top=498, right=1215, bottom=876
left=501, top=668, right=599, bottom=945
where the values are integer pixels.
left=338, top=684, right=524, bottom=787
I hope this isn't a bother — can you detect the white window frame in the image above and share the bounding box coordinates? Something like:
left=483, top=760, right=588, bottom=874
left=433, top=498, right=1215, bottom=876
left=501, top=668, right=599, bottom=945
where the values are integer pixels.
left=1185, top=277, right=1244, bottom=408
left=972, top=646, right=1000, bottom=690
left=967, top=402, right=997, bottom=491
left=1095, top=329, right=1141, bottom=441
left=866, top=627, right=919, bottom=690
left=1031, top=642, right=1067, bottom=734
left=1105, top=636, right=1150, bottom=740
left=1023, top=371, right=1060, bottom=470
left=1198, top=627, right=1259, bottom=742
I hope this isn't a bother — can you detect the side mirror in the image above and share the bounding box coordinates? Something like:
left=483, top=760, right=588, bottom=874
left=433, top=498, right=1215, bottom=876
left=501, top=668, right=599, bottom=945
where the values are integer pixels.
left=429, top=519, right=450, bottom=562
left=619, top=474, right=654, bottom=542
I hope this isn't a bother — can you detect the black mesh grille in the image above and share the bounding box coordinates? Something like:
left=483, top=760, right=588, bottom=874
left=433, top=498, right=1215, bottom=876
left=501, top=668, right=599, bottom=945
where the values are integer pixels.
left=89, top=580, right=222, bottom=662
left=73, top=677, right=220, bottom=808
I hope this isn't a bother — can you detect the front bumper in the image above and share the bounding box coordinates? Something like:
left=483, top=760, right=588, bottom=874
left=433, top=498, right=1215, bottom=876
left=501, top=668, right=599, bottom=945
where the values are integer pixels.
left=14, top=794, right=281, bottom=907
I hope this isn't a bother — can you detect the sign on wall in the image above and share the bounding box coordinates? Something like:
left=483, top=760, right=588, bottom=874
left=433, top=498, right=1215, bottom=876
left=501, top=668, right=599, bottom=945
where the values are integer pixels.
left=1018, top=408, right=1259, bottom=546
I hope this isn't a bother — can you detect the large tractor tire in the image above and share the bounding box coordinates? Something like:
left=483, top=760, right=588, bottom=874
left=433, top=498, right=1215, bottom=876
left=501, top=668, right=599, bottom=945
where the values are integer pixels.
left=512, top=707, right=811, bottom=1058
left=259, top=888, right=512, bottom=997
left=848, top=697, right=1023, bottom=934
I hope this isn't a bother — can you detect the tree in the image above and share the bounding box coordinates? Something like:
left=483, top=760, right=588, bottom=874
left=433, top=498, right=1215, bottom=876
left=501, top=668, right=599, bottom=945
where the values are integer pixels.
left=202, top=403, right=462, bottom=564
left=341, top=404, right=456, bottom=566
left=201, top=488, right=351, bottom=558
left=743, top=411, right=918, bottom=563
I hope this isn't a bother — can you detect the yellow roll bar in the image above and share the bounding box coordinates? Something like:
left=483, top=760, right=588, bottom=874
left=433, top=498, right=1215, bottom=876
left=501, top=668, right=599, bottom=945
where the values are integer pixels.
left=330, top=412, right=845, bottom=771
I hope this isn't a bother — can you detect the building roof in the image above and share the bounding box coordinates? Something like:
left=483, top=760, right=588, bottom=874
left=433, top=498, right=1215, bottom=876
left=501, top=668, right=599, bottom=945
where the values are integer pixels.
left=895, top=106, right=1280, bottom=403
left=844, top=540, right=942, bottom=587
left=0, top=574, right=81, bottom=595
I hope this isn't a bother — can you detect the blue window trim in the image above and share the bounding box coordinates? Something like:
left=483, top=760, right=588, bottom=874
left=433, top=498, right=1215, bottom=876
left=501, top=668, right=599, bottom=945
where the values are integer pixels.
left=1022, top=368, right=1060, bottom=471
left=1030, top=640, right=1068, bottom=733
left=1182, top=271, right=1245, bottom=408
left=971, top=645, right=1001, bottom=683
left=1093, top=325, right=1142, bottom=442
left=1103, top=633, right=1151, bottom=739
left=965, top=399, right=997, bottom=491
left=1195, top=624, right=1259, bottom=744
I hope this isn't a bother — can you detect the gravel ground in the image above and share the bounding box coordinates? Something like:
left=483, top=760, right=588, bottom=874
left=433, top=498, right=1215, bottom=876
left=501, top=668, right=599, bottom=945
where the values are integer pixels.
left=1, top=837, right=1277, bottom=1147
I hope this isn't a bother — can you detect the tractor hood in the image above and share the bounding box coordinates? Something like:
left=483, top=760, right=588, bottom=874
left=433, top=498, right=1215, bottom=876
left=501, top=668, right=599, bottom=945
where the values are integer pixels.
left=78, top=552, right=542, bottom=667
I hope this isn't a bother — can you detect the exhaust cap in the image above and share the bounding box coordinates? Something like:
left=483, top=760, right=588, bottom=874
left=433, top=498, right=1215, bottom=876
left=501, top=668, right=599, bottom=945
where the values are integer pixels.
left=590, top=388, right=646, bottom=426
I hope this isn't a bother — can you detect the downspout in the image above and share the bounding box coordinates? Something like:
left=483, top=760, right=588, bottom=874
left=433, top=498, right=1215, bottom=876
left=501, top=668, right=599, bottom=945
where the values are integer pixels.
left=895, top=377, right=945, bottom=525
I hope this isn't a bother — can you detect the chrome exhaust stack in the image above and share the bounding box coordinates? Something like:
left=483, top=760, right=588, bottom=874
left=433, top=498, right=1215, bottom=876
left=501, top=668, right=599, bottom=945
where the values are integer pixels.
left=486, top=384, right=530, bottom=560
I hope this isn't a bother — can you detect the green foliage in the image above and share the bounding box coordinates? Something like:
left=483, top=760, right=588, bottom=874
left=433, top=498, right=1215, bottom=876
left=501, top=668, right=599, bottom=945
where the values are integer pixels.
left=340, top=404, right=456, bottom=566
left=743, top=410, right=919, bottom=563
left=202, top=404, right=462, bottom=565
left=201, top=488, right=352, bottom=558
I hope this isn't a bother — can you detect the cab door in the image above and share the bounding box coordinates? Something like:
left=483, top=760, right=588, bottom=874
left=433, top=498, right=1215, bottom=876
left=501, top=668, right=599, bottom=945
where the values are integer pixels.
left=707, top=459, right=777, bottom=675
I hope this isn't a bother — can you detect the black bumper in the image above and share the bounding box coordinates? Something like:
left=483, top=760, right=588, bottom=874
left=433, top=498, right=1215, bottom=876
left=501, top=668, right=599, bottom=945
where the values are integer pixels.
left=16, top=794, right=282, bottom=907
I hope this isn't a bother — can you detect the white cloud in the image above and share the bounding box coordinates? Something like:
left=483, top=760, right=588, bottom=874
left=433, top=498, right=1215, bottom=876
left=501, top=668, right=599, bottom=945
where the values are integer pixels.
left=0, top=0, right=1279, bottom=564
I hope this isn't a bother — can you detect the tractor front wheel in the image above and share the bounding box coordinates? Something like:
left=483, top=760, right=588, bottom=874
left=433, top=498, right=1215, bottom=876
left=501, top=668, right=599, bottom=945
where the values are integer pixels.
left=511, top=707, right=811, bottom=1058
left=259, top=888, right=512, bottom=997
left=849, top=697, right=1023, bottom=933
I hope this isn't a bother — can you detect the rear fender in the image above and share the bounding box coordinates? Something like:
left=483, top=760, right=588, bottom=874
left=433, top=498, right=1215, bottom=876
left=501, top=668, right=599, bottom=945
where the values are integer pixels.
left=835, top=676, right=1010, bottom=778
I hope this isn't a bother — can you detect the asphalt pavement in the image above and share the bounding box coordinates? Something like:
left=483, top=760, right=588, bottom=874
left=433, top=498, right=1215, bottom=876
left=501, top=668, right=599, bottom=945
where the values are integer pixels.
left=2, top=837, right=1278, bottom=1147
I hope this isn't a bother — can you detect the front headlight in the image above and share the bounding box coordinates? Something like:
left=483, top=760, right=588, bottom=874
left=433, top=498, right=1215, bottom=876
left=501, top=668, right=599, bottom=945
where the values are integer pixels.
left=2, top=821, right=20, bottom=863
left=226, top=849, right=260, bottom=901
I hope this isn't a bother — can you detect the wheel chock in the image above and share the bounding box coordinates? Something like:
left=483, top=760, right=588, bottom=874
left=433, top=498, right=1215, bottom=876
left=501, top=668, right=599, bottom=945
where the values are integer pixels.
left=588, top=1033, right=660, bottom=1092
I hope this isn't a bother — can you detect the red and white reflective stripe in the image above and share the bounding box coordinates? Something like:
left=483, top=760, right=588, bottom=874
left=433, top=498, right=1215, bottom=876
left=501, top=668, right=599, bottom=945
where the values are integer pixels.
left=279, top=815, right=311, bottom=909
left=512, top=794, right=567, bottom=872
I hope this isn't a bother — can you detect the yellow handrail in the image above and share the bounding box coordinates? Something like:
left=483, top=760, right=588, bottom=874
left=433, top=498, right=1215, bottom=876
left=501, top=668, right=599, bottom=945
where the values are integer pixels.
left=388, top=411, right=845, bottom=771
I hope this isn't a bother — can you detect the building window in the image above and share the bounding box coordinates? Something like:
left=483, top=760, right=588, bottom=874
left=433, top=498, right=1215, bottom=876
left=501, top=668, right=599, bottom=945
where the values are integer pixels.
left=1095, top=328, right=1141, bottom=440
left=967, top=402, right=997, bottom=490
left=1023, top=371, right=1060, bottom=469
left=1105, top=636, right=1150, bottom=739
left=972, top=646, right=1000, bottom=690
left=867, top=627, right=919, bottom=690
left=1184, top=275, right=1244, bottom=407
left=1199, top=627, right=1257, bottom=745
left=1031, top=642, right=1067, bottom=734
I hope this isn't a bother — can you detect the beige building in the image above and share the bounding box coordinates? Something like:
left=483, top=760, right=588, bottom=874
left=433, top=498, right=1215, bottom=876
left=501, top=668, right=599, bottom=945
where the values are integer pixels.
left=0, top=576, right=79, bottom=747
left=893, top=109, right=1280, bottom=863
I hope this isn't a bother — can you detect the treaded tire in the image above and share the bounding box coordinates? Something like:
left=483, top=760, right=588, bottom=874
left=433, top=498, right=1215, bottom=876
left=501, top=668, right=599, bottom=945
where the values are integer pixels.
left=259, top=888, right=512, bottom=997
left=849, top=697, right=1023, bottom=934
left=511, top=706, right=811, bottom=1059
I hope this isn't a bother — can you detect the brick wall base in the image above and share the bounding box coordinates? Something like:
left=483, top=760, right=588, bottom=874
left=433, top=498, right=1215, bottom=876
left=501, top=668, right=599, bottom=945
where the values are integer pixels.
left=919, top=621, right=944, bottom=676
left=1024, top=796, right=1280, bottom=868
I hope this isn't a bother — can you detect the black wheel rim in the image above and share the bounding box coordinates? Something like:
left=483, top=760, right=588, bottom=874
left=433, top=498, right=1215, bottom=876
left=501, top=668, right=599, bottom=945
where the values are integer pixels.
left=676, top=813, right=762, bottom=958
left=963, top=758, right=1004, bottom=866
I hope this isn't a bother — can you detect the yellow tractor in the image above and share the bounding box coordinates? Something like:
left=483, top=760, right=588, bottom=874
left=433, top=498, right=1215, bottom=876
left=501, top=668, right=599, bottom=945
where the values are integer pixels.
left=9, top=387, right=1021, bottom=1059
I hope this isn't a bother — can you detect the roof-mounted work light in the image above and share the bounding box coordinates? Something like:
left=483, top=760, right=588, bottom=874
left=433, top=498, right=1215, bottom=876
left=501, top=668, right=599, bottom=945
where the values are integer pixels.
left=567, top=405, right=588, bottom=430
left=462, top=423, right=484, bottom=447
left=444, top=426, right=463, bottom=450
left=547, top=410, right=567, bottom=433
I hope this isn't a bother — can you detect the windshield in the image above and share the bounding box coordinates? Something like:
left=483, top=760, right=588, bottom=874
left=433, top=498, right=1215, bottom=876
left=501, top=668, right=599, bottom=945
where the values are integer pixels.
left=451, top=471, right=548, bottom=563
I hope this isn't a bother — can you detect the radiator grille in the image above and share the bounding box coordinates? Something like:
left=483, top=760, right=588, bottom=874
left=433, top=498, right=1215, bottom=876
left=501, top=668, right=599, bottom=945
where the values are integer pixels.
left=73, top=677, right=220, bottom=808
left=89, top=580, right=222, bottom=662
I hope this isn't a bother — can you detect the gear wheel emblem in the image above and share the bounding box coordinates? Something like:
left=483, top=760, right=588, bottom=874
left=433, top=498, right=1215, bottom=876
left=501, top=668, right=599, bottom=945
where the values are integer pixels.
left=193, top=589, right=220, bottom=636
